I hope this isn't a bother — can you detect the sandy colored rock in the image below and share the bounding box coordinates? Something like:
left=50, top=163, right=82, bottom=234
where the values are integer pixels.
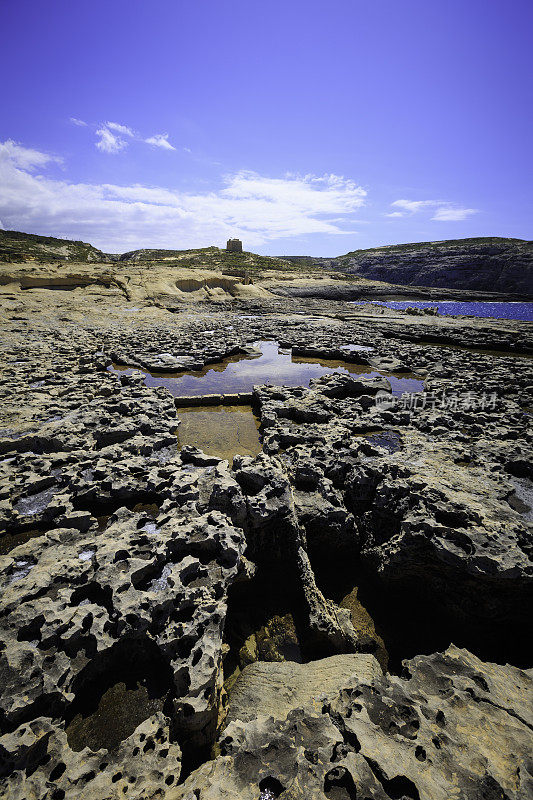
left=173, top=646, right=533, bottom=800
left=226, top=653, right=381, bottom=725
left=0, top=243, right=531, bottom=798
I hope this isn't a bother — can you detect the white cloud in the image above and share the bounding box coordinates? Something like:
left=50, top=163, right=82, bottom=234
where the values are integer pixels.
left=145, top=133, right=176, bottom=151
left=390, top=198, right=479, bottom=222
left=95, top=122, right=134, bottom=153
left=95, top=126, right=128, bottom=154
left=431, top=206, right=478, bottom=222
left=93, top=122, right=176, bottom=154
left=391, top=199, right=436, bottom=213
left=106, top=121, right=135, bottom=137
left=0, top=141, right=367, bottom=251
left=70, top=117, right=87, bottom=127
left=0, top=139, right=62, bottom=171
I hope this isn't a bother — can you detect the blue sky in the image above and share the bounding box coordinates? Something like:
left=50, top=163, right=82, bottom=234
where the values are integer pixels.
left=1, top=0, right=531, bottom=255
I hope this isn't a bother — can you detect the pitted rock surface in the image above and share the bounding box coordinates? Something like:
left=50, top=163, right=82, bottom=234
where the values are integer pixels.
left=0, top=270, right=531, bottom=798
left=174, top=646, right=533, bottom=800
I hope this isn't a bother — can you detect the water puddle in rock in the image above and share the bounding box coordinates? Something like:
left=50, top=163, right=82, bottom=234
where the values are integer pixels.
left=507, top=476, right=533, bottom=521
left=66, top=680, right=166, bottom=753
left=0, top=527, right=46, bottom=555
left=8, top=558, right=35, bottom=583
left=142, top=522, right=159, bottom=535
left=354, top=430, right=402, bottom=453
left=339, top=343, right=374, bottom=352
left=65, top=638, right=174, bottom=753
left=337, top=585, right=389, bottom=671
left=132, top=502, right=160, bottom=517
left=176, top=405, right=261, bottom=464
left=109, top=340, right=423, bottom=397
left=149, top=564, right=173, bottom=592
left=290, top=354, right=423, bottom=395
left=222, top=568, right=306, bottom=700
left=84, top=499, right=161, bottom=533
left=110, top=342, right=423, bottom=462
left=14, top=486, right=57, bottom=516
left=96, top=514, right=111, bottom=531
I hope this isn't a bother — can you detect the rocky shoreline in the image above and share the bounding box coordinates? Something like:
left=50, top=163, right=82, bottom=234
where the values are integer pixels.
left=0, top=273, right=532, bottom=799
left=282, top=237, right=533, bottom=297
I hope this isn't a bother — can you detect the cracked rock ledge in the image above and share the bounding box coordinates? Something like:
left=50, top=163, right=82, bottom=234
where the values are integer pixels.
left=0, top=290, right=532, bottom=800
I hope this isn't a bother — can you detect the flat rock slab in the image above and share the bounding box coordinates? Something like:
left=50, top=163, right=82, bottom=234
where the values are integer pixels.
left=226, top=653, right=381, bottom=724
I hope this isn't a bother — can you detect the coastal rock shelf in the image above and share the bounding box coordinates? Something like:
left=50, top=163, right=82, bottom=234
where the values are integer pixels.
left=0, top=280, right=531, bottom=799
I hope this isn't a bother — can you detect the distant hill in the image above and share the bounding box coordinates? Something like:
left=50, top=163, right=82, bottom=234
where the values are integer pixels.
left=2, top=230, right=532, bottom=296
left=116, top=245, right=290, bottom=271
left=0, top=229, right=112, bottom=263
left=0, top=232, right=296, bottom=272
left=281, top=237, right=533, bottom=296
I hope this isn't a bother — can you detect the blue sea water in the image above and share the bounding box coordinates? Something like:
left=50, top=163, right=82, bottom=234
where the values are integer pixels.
left=351, top=301, right=533, bottom=321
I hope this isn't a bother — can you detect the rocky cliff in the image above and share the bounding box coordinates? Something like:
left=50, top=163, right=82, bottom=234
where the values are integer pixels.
left=5, top=230, right=533, bottom=298
left=283, top=237, right=533, bottom=296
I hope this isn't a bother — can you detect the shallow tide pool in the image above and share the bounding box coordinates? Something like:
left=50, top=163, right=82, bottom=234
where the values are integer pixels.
left=109, top=340, right=424, bottom=397
left=176, top=405, right=262, bottom=463
left=109, top=342, right=424, bottom=462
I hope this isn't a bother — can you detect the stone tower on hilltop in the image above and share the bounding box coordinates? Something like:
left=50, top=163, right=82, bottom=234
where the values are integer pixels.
left=226, top=238, right=243, bottom=253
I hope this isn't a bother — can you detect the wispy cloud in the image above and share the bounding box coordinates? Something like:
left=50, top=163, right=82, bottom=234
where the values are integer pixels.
left=0, top=140, right=367, bottom=251
left=388, top=197, right=479, bottom=221
left=431, top=206, right=478, bottom=222
left=144, top=133, right=176, bottom=151
left=95, top=126, right=129, bottom=154
left=106, top=121, right=134, bottom=137
left=390, top=199, right=436, bottom=214
left=85, top=119, right=176, bottom=155
left=0, top=139, right=62, bottom=170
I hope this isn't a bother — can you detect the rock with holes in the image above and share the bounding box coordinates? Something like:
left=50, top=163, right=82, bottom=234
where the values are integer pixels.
left=172, top=646, right=533, bottom=800
left=0, top=501, right=247, bottom=798
left=310, top=372, right=392, bottom=399
left=343, top=433, right=533, bottom=663
left=234, top=453, right=361, bottom=657
left=1, top=251, right=533, bottom=800
left=0, top=713, right=181, bottom=800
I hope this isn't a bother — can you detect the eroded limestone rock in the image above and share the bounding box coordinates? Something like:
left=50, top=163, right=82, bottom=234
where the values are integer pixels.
left=0, top=282, right=531, bottom=798
left=174, top=646, right=533, bottom=800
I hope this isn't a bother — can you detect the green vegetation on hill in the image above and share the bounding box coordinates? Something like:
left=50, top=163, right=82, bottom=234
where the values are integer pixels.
left=117, top=245, right=316, bottom=274
left=0, top=229, right=111, bottom=263
left=340, top=237, right=530, bottom=258
left=0, top=231, right=313, bottom=274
